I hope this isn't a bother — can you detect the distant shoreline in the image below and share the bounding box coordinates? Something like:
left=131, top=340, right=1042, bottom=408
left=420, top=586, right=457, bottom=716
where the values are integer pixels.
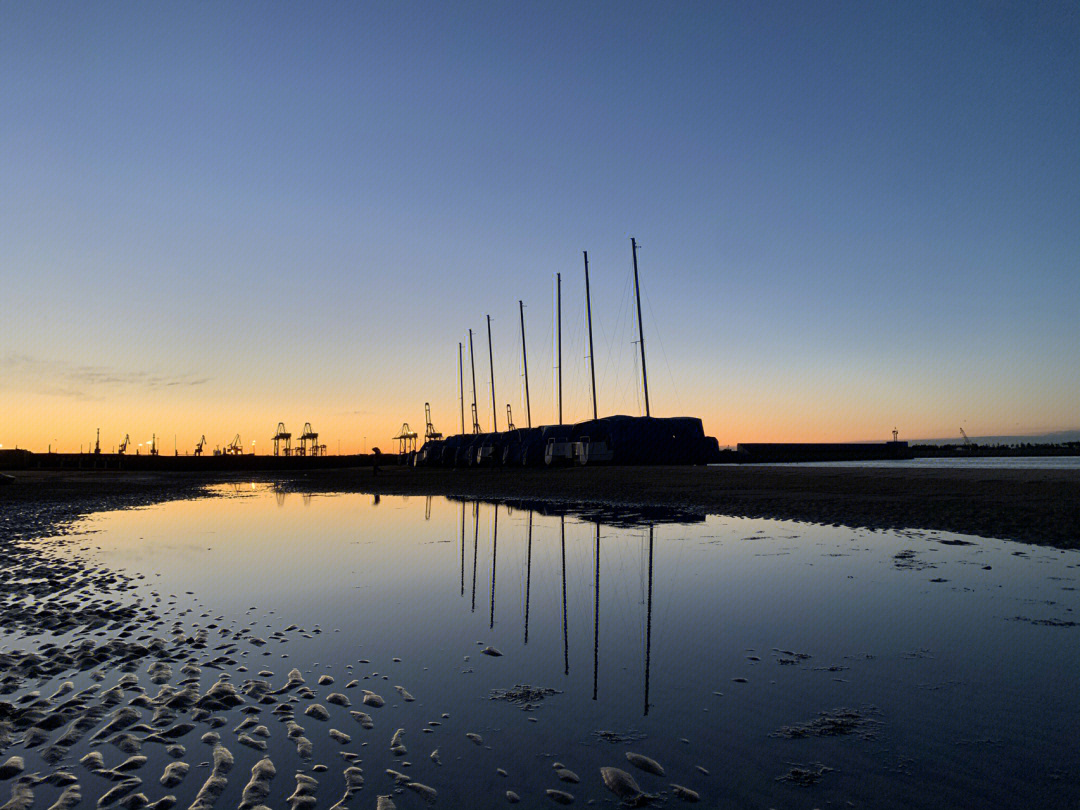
left=3, top=464, right=1078, bottom=550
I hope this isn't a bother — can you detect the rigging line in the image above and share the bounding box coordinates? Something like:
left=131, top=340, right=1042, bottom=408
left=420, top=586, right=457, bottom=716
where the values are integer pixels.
left=643, top=285, right=681, bottom=411
left=597, top=268, right=634, bottom=407
left=631, top=347, right=643, bottom=416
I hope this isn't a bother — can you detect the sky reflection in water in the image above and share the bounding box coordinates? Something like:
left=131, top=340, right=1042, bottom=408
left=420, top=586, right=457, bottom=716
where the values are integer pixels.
left=62, top=487, right=1080, bottom=809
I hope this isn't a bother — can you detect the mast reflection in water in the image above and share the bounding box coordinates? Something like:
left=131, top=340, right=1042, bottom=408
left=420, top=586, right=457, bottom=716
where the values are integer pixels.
left=453, top=500, right=660, bottom=716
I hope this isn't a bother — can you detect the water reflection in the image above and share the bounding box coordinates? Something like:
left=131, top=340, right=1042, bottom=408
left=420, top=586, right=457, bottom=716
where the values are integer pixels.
left=470, top=500, right=479, bottom=612
left=524, top=510, right=533, bottom=645
left=445, top=495, right=704, bottom=527
left=459, top=500, right=466, bottom=596
left=490, top=503, right=498, bottom=629
left=593, top=521, right=600, bottom=702
left=59, top=491, right=1080, bottom=810
left=645, top=524, right=654, bottom=716
left=561, top=514, right=569, bottom=676
left=454, top=500, right=659, bottom=715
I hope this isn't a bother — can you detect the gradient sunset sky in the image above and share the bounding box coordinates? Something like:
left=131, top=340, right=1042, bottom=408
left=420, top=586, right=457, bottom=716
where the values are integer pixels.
left=2, top=2, right=1077, bottom=454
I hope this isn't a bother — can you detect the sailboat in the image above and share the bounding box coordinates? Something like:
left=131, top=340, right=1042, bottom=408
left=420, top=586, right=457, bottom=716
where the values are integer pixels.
left=416, top=236, right=722, bottom=468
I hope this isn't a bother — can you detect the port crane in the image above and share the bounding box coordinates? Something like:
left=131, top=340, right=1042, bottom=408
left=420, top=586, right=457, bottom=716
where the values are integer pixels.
left=297, top=423, right=319, bottom=457
left=118, top=434, right=130, bottom=455
left=960, top=427, right=973, bottom=447
left=226, top=434, right=244, bottom=455
left=424, top=403, right=442, bottom=441
left=149, top=434, right=159, bottom=456
left=94, top=428, right=101, bottom=455
left=194, top=435, right=206, bottom=456
left=272, top=423, right=292, bottom=456
left=394, top=423, right=418, bottom=455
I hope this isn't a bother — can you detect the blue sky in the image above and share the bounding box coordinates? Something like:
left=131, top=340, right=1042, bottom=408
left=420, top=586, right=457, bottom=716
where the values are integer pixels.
left=2, top=1, right=1077, bottom=451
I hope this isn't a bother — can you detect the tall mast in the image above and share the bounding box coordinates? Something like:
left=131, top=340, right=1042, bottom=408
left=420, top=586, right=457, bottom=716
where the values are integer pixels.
left=458, top=342, right=465, bottom=435
left=584, top=251, right=598, bottom=420
left=557, top=272, right=563, bottom=425
left=487, top=314, right=497, bottom=432
left=631, top=237, right=650, bottom=417
left=519, top=300, right=532, bottom=428
left=469, top=329, right=479, bottom=433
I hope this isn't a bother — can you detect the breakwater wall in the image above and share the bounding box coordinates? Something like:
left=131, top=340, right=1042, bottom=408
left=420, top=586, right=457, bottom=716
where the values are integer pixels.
left=736, top=441, right=912, bottom=463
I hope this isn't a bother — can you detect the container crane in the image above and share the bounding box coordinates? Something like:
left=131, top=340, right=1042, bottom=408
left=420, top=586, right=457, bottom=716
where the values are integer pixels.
left=272, top=423, right=292, bottom=456
left=424, top=403, right=443, bottom=441
left=298, top=423, right=319, bottom=457
left=394, top=423, right=418, bottom=455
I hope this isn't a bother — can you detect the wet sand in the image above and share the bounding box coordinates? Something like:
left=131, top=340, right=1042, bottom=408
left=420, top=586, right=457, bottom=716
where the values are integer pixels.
left=3, top=464, right=1079, bottom=547
left=291, top=464, right=1080, bottom=549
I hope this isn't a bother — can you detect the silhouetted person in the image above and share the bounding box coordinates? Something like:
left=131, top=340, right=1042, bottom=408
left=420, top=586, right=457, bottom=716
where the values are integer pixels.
left=372, top=447, right=381, bottom=476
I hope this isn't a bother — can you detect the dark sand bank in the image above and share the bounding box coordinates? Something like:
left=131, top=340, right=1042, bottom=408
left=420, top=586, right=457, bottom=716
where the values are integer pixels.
left=4, top=464, right=1079, bottom=548
left=287, top=465, right=1080, bottom=547
left=0, top=471, right=214, bottom=542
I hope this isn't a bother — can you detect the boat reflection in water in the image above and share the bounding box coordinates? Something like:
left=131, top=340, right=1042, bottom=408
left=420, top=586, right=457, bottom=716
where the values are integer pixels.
left=453, top=498, right=691, bottom=716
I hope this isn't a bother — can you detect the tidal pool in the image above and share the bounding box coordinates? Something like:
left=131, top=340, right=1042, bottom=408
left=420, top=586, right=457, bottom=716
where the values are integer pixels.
left=3, top=485, right=1078, bottom=808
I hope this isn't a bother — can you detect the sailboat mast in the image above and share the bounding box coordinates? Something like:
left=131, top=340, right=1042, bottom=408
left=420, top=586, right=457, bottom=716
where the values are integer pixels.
left=519, top=300, right=532, bottom=428
left=458, top=342, right=465, bottom=435
left=584, top=251, right=598, bottom=420
left=557, top=272, right=563, bottom=425
left=469, top=329, right=479, bottom=433
left=487, top=314, right=497, bottom=432
left=631, top=237, right=650, bottom=417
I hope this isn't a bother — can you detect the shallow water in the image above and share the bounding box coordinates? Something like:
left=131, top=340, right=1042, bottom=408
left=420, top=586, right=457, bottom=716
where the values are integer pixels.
left=4, top=486, right=1080, bottom=808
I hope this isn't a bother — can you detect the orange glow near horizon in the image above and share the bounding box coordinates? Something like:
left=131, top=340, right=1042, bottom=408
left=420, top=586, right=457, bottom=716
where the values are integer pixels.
left=4, top=385, right=1077, bottom=455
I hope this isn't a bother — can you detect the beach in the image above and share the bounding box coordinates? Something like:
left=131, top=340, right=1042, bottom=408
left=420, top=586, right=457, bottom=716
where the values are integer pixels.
left=2, top=466, right=1079, bottom=809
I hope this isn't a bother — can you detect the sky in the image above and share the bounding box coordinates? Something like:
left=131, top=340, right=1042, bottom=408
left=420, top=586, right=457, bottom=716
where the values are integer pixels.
left=2, top=1, right=1078, bottom=453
